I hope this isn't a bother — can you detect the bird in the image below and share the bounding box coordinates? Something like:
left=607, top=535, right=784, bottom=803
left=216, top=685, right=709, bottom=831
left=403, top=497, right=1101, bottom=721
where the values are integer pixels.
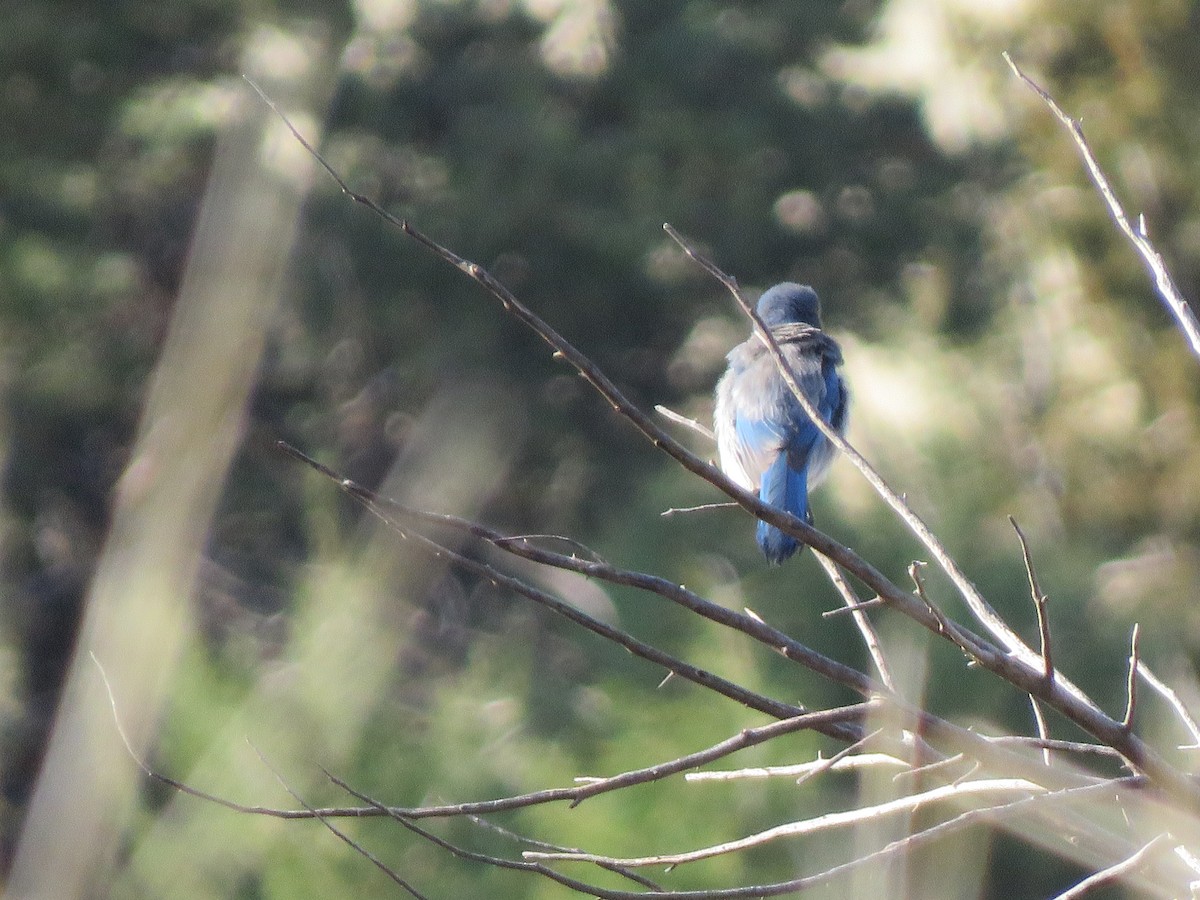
left=713, top=283, right=848, bottom=564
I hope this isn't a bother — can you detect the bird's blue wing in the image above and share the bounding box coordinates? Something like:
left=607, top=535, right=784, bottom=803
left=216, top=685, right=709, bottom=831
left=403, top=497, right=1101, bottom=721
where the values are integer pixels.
left=819, top=350, right=847, bottom=432
left=755, top=449, right=808, bottom=564
left=756, top=351, right=839, bottom=563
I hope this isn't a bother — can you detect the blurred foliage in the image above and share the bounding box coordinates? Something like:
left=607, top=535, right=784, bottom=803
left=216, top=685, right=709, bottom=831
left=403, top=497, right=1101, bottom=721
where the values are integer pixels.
left=3, top=0, right=1200, bottom=896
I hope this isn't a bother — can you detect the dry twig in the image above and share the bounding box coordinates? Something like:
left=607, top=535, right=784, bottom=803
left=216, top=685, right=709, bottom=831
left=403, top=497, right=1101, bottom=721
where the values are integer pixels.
left=253, top=747, right=430, bottom=899
left=1124, top=624, right=1142, bottom=732
left=1003, top=53, right=1200, bottom=361
left=525, top=778, right=1049, bottom=868
left=1053, top=834, right=1168, bottom=900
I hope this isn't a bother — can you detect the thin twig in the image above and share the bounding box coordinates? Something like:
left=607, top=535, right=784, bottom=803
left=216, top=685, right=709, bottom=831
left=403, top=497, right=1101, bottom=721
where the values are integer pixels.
left=92, top=652, right=319, bottom=817
left=686, top=753, right=909, bottom=782
left=1010, top=516, right=1053, bottom=682
left=525, top=778, right=1047, bottom=868
left=96, top=470, right=1103, bottom=840
left=1012, top=518, right=1057, bottom=765
left=661, top=502, right=738, bottom=516
left=796, top=777, right=1175, bottom=899
left=522, top=778, right=1189, bottom=898
left=273, top=457, right=822, bottom=725
left=107, top=639, right=1108, bottom=886
left=983, top=735, right=1122, bottom=759
left=814, top=551, right=896, bottom=692
left=1053, top=834, right=1168, bottom=900
left=492, top=533, right=607, bottom=564
left=326, top=768, right=984, bottom=900
left=823, top=597, right=888, bottom=618
left=793, top=728, right=884, bottom=789
left=564, top=703, right=878, bottom=808
left=909, top=563, right=948, bottom=637
left=1137, top=663, right=1200, bottom=747
left=251, top=745, right=429, bottom=899
left=112, top=699, right=866, bottom=824
left=324, top=771, right=664, bottom=900
left=1003, top=53, right=1200, bottom=361
left=892, top=754, right=967, bottom=785
left=117, top=659, right=1161, bottom=897
left=1030, top=698, right=1053, bottom=767
left=655, top=403, right=716, bottom=440
left=1123, top=624, right=1142, bottom=732
left=243, top=76, right=411, bottom=245
left=952, top=760, right=983, bottom=787
left=464, top=814, right=664, bottom=891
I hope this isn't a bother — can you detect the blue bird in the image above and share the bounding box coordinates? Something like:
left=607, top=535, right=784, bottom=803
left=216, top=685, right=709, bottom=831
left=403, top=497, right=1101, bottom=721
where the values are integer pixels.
left=713, top=283, right=848, bottom=564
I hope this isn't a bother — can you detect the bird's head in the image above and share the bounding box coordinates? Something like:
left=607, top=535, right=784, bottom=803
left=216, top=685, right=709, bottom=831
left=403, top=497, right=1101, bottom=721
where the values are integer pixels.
left=755, top=283, right=822, bottom=328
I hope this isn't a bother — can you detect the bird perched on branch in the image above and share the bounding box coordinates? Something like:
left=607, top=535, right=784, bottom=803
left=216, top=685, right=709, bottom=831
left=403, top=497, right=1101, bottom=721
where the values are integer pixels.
left=714, top=283, right=848, bottom=564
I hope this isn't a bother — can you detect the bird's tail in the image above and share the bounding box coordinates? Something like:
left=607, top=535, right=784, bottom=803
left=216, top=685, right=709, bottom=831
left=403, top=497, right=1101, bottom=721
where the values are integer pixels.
left=756, top=453, right=809, bottom=565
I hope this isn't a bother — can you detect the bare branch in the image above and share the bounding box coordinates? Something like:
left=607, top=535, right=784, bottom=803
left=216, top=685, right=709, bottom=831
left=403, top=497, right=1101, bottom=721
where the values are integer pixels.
left=1123, top=624, right=1142, bottom=732
left=822, top=597, right=888, bottom=617
left=1002, top=53, right=1200, bottom=361
left=92, top=652, right=320, bottom=818
left=892, top=754, right=967, bottom=785
left=1053, top=834, right=1169, bottom=900
left=796, top=777, right=1180, bottom=899
left=491, top=533, right=608, bottom=564
left=125, top=699, right=870, bottom=825
left=1030, top=698, right=1053, bottom=767
left=324, top=773, right=656, bottom=900
left=655, top=403, right=715, bottom=440
left=1011, top=516, right=1056, bottom=768
left=382, top=512, right=815, bottom=723
left=252, top=746, right=429, bottom=899
left=277, top=440, right=879, bottom=715
left=242, top=76, right=412, bottom=241
left=525, top=778, right=1048, bottom=868
left=952, top=760, right=983, bottom=787
left=1137, top=663, right=1200, bottom=748
left=686, top=752, right=909, bottom=783
left=274, top=455, right=831, bottom=726
left=557, top=704, right=877, bottom=808
left=335, top=767, right=1110, bottom=900
left=908, top=562, right=955, bottom=645
left=463, top=815, right=665, bottom=891
left=814, top=551, right=896, bottom=692
left=1010, top=516, right=1053, bottom=682
left=793, top=728, right=884, bottom=789
left=403, top=208, right=1184, bottom=785
left=660, top=502, right=738, bottom=516
left=519, top=777, right=1192, bottom=898
left=983, top=735, right=1122, bottom=759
